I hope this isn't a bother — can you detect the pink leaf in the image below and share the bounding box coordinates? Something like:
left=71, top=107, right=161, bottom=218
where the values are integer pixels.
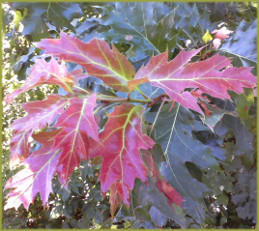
left=5, top=130, right=62, bottom=210
left=90, top=103, right=155, bottom=209
left=53, top=94, right=99, bottom=185
left=5, top=58, right=73, bottom=104
left=10, top=95, right=67, bottom=164
left=134, top=48, right=256, bottom=114
left=36, top=32, right=136, bottom=92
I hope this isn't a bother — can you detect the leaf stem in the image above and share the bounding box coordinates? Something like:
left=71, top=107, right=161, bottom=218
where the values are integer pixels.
left=94, top=102, right=119, bottom=115
left=73, top=85, right=92, bottom=94
left=136, top=87, right=150, bottom=100
left=72, top=86, right=152, bottom=104
left=97, top=94, right=151, bottom=104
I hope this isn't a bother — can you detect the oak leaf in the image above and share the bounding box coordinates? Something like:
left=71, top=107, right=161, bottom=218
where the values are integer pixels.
left=36, top=32, right=136, bottom=92
left=131, top=49, right=256, bottom=114
left=5, top=130, right=62, bottom=210
left=10, top=95, right=67, bottom=165
left=53, top=94, right=99, bottom=184
left=5, top=58, right=73, bottom=104
left=90, top=103, right=155, bottom=209
left=5, top=94, right=99, bottom=208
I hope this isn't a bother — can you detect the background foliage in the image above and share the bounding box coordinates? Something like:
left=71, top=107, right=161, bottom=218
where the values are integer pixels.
left=2, top=2, right=257, bottom=228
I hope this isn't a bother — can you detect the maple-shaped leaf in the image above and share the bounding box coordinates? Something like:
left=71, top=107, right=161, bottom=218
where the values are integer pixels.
left=90, top=103, right=155, bottom=209
left=141, top=150, right=183, bottom=208
left=131, top=49, right=256, bottom=114
left=5, top=58, right=73, bottom=104
left=53, top=94, right=99, bottom=184
left=5, top=129, right=62, bottom=210
left=36, top=32, right=136, bottom=92
left=10, top=95, right=67, bottom=164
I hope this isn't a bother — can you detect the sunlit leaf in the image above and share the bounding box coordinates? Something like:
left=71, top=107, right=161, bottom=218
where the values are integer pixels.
left=10, top=95, right=67, bottom=164
left=90, top=103, right=154, bottom=211
left=5, top=58, right=73, bottom=104
left=133, top=49, right=256, bottom=114
left=36, top=32, right=136, bottom=92
left=53, top=94, right=99, bottom=184
left=5, top=130, right=62, bottom=210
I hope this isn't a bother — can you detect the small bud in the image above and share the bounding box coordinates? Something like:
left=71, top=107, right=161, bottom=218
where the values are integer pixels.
left=202, top=29, right=213, bottom=44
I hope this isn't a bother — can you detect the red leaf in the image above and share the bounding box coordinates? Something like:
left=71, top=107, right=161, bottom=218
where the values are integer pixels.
left=5, top=94, right=98, bottom=209
left=156, top=177, right=184, bottom=208
left=90, top=103, right=155, bottom=209
left=109, top=182, right=124, bottom=216
left=5, top=130, right=62, bottom=210
left=36, top=32, right=136, bottom=92
left=5, top=58, right=73, bottom=104
left=135, top=52, right=169, bottom=79
left=190, top=89, right=211, bottom=116
left=128, top=52, right=168, bottom=92
left=53, top=94, right=99, bottom=184
left=134, top=49, right=256, bottom=114
left=141, top=150, right=183, bottom=208
left=128, top=76, right=149, bottom=92
left=10, top=95, right=67, bottom=164
left=70, top=68, right=90, bottom=83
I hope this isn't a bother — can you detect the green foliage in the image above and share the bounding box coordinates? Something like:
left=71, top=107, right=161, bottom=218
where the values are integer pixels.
left=221, top=20, right=257, bottom=69
left=2, top=2, right=257, bottom=229
left=12, top=2, right=83, bottom=41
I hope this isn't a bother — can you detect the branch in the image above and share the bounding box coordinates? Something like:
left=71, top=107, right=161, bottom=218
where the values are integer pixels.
left=73, top=85, right=166, bottom=105
left=97, top=94, right=152, bottom=104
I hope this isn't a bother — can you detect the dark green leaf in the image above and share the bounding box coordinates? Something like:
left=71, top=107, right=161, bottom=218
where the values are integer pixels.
left=220, top=20, right=257, bottom=67
left=92, top=2, right=180, bottom=61
left=12, top=2, right=83, bottom=40
left=58, top=188, right=71, bottom=203
left=214, top=114, right=253, bottom=157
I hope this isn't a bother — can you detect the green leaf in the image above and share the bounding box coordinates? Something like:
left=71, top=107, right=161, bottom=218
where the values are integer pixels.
left=58, top=188, right=71, bottom=203
left=199, top=102, right=238, bottom=131
left=220, top=20, right=257, bottom=67
left=93, top=2, right=180, bottom=61
left=232, top=168, right=256, bottom=222
left=214, top=114, right=253, bottom=158
left=146, top=103, right=219, bottom=171
left=146, top=103, right=223, bottom=227
left=229, top=89, right=255, bottom=121
left=12, top=10, right=24, bottom=30
left=12, top=2, right=83, bottom=41
left=132, top=220, right=155, bottom=229
left=50, top=205, right=63, bottom=219
left=133, top=178, right=186, bottom=228
left=203, top=168, right=234, bottom=195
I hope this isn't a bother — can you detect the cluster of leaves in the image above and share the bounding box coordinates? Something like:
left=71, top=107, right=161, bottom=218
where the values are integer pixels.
left=2, top=2, right=257, bottom=229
